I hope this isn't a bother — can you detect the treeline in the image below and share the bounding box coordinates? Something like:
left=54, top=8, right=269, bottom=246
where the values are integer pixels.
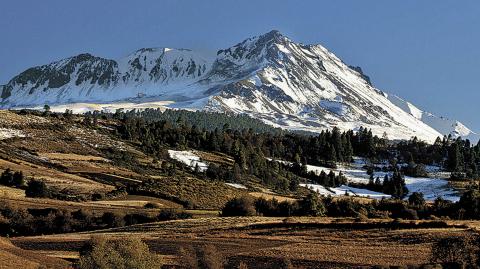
left=0, top=203, right=191, bottom=237
left=114, top=117, right=376, bottom=169
left=109, top=110, right=480, bottom=175
left=87, top=108, right=283, bottom=134
left=94, top=109, right=480, bottom=196
left=115, top=117, right=359, bottom=164
left=288, top=162, right=348, bottom=188
left=223, top=184, right=480, bottom=220
left=359, top=168, right=409, bottom=199
left=19, top=108, right=480, bottom=177
left=396, top=136, right=480, bottom=178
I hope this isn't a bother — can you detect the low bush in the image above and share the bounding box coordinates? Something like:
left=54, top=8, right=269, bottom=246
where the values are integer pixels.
left=221, top=196, right=256, bottom=217
left=79, top=236, right=163, bottom=269
left=430, top=234, right=479, bottom=266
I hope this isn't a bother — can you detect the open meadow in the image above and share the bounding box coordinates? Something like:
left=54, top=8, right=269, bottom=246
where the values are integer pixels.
left=8, top=217, right=480, bottom=269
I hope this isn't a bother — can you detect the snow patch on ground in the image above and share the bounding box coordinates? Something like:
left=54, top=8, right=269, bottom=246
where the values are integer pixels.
left=300, top=183, right=391, bottom=199
left=0, top=128, right=26, bottom=140
left=225, top=183, right=248, bottom=189
left=167, top=150, right=208, bottom=172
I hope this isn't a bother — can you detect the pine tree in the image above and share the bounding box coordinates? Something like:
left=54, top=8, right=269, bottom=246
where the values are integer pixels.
left=374, top=176, right=382, bottom=189
left=390, top=170, right=408, bottom=199
left=12, top=171, right=24, bottom=187
left=368, top=173, right=375, bottom=188
left=328, top=170, right=336, bottom=187
left=447, top=143, right=462, bottom=172
left=382, top=174, right=390, bottom=194
left=299, top=192, right=325, bottom=216
left=344, top=136, right=354, bottom=163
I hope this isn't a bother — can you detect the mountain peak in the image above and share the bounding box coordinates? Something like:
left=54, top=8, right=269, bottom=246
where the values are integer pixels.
left=215, top=30, right=291, bottom=63
left=256, top=30, right=291, bottom=46
left=259, top=30, right=286, bottom=41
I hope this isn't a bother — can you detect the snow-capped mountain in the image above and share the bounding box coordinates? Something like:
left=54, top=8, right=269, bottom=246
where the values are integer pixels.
left=1, top=30, right=477, bottom=143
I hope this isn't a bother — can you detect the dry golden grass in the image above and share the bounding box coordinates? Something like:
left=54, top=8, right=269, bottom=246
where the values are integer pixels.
left=0, top=185, right=25, bottom=199
left=106, top=195, right=183, bottom=209
left=90, top=197, right=181, bottom=209
left=0, top=195, right=170, bottom=216
left=0, top=111, right=49, bottom=127
left=147, top=175, right=245, bottom=209
left=196, top=151, right=235, bottom=166
left=249, top=192, right=297, bottom=202
left=39, top=152, right=107, bottom=161
left=0, top=158, right=114, bottom=195
left=0, top=237, right=70, bottom=269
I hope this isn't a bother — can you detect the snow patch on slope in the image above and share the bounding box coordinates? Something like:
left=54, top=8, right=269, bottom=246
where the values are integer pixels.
left=225, top=183, right=248, bottom=189
left=167, top=150, right=208, bottom=172
left=27, top=101, right=173, bottom=114
left=301, top=183, right=391, bottom=199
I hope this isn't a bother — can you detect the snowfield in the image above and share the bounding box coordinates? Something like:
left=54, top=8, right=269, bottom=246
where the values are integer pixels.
left=167, top=150, right=208, bottom=172
left=272, top=157, right=459, bottom=201
left=404, top=177, right=459, bottom=202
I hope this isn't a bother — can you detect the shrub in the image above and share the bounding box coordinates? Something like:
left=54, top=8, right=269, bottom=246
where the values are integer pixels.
left=179, top=245, right=198, bottom=269
left=280, top=258, right=293, bottom=269
left=368, top=210, right=390, bottom=219
left=355, top=208, right=369, bottom=222
left=124, top=213, right=156, bottom=226
left=298, top=192, right=325, bottom=216
left=326, top=197, right=362, bottom=217
left=91, top=193, right=104, bottom=201
left=408, top=192, right=426, bottom=208
left=199, top=244, right=224, bottom=269
left=101, top=212, right=125, bottom=228
left=458, top=189, right=480, bottom=219
left=157, top=209, right=192, bottom=221
left=221, top=196, right=256, bottom=217
left=402, top=163, right=428, bottom=178
left=79, top=235, right=163, bottom=269
left=12, top=171, right=25, bottom=187
left=143, top=202, right=161, bottom=209
left=25, top=179, right=50, bottom=198
left=430, top=235, right=479, bottom=266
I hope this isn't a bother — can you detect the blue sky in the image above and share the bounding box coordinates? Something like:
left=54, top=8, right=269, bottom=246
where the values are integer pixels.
left=1, top=0, right=479, bottom=130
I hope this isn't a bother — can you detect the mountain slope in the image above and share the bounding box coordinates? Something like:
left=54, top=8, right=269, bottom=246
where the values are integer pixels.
left=387, top=94, right=479, bottom=142
left=1, top=30, right=476, bottom=143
